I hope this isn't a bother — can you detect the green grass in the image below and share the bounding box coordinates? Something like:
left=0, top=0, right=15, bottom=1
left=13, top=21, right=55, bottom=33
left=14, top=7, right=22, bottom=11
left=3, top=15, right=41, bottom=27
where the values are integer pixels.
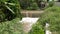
left=38, top=6, right=60, bottom=34
left=0, top=18, right=23, bottom=34
left=28, top=22, right=44, bottom=34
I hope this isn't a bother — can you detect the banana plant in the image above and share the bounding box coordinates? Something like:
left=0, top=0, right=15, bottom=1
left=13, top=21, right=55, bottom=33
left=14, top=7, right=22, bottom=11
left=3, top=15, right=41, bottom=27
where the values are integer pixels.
left=1, top=2, right=16, bottom=14
left=0, top=0, right=21, bottom=21
left=0, top=0, right=21, bottom=14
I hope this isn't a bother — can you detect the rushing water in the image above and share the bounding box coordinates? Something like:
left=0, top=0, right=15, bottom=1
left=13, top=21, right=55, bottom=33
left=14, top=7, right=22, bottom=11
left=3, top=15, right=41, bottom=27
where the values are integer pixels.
left=46, top=23, right=52, bottom=34
left=20, top=18, right=52, bottom=34
left=20, top=12, right=51, bottom=34
left=26, top=12, right=29, bottom=17
left=20, top=17, right=39, bottom=33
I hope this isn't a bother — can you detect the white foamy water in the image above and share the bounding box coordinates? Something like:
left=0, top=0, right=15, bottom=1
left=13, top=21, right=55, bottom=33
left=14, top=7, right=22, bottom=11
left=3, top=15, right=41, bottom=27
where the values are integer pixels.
left=46, top=23, right=52, bottom=34
left=20, top=17, right=39, bottom=33
left=20, top=17, right=52, bottom=34
left=20, top=17, right=39, bottom=23
left=46, top=30, right=51, bottom=34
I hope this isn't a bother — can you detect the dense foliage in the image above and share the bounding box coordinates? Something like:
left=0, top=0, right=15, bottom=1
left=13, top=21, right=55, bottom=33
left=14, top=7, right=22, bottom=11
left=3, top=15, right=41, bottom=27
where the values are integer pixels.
left=38, top=6, right=60, bottom=34
left=0, top=0, right=56, bottom=34
left=48, top=1, right=54, bottom=7
left=20, top=0, right=46, bottom=10
left=0, top=0, right=21, bottom=22
left=20, top=0, right=38, bottom=10
left=27, top=0, right=39, bottom=10
left=0, top=18, right=23, bottom=34
left=28, top=22, right=44, bottom=34
left=20, top=0, right=55, bottom=10
left=0, top=0, right=23, bottom=34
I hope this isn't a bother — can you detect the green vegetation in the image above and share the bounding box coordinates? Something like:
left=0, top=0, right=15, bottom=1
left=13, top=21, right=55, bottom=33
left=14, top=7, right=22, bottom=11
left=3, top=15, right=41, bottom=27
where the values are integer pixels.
left=20, top=0, right=47, bottom=10
left=38, top=6, right=60, bottom=34
left=27, top=1, right=39, bottom=10
left=48, top=0, right=54, bottom=7
left=0, top=0, right=59, bottom=34
left=28, top=22, right=44, bottom=34
left=0, top=0, right=22, bottom=22
left=20, top=0, right=39, bottom=10
left=20, top=0, right=54, bottom=10
left=0, top=0, right=23, bottom=34
left=0, top=18, right=23, bottom=34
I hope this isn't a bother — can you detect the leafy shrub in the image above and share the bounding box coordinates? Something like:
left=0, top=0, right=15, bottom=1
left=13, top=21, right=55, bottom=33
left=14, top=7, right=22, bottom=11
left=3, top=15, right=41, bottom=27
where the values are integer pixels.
left=0, top=10, right=5, bottom=22
left=20, top=0, right=39, bottom=10
left=0, top=18, right=23, bottom=34
left=27, top=3, right=39, bottom=10
left=20, top=0, right=30, bottom=9
left=27, top=0, right=39, bottom=10
left=38, top=6, right=60, bottom=34
left=48, top=1, right=54, bottom=7
left=0, top=0, right=21, bottom=22
left=28, top=22, right=44, bottom=34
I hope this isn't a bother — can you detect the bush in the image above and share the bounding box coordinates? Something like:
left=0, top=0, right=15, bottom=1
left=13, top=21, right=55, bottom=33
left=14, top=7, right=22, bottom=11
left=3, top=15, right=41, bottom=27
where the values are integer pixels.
left=38, top=6, right=60, bottom=34
left=0, top=10, right=5, bottom=22
left=0, top=0, right=22, bottom=22
left=28, top=22, right=44, bottom=34
left=20, top=0, right=29, bottom=9
left=27, top=0, right=39, bottom=10
left=27, top=3, right=39, bottom=10
left=48, top=1, right=54, bottom=7
left=0, top=18, right=23, bottom=34
left=20, top=0, right=39, bottom=10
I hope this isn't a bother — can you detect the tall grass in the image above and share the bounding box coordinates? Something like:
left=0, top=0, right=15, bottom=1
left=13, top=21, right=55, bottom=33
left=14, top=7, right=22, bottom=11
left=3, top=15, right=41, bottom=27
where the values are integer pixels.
left=28, top=22, right=44, bottom=34
left=38, top=6, right=60, bottom=34
left=0, top=18, right=23, bottom=34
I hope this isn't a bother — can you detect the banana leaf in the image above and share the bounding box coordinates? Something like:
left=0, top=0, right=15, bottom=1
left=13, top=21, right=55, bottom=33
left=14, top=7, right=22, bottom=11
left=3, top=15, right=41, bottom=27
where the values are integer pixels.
left=5, top=5, right=15, bottom=14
